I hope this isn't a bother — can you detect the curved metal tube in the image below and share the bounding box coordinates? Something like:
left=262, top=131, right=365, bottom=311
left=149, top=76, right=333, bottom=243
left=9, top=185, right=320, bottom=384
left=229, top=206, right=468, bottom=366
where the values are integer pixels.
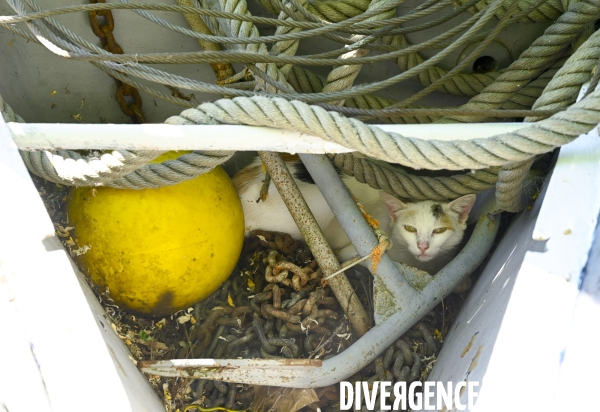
left=299, top=153, right=418, bottom=314
left=139, top=155, right=500, bottom=387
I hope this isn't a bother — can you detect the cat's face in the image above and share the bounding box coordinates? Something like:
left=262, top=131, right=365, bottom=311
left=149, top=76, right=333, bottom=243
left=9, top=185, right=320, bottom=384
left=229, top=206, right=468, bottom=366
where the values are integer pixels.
left=381, top=193, right=476, bottom=263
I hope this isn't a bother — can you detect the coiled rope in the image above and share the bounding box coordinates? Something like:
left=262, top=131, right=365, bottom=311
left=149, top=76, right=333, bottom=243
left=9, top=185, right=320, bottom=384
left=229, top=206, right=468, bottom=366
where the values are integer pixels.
left=1, top=0, right=599, bottom=211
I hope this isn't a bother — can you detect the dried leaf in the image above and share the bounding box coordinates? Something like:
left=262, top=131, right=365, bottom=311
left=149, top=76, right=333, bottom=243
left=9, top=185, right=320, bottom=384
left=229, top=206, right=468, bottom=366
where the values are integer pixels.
left=152, top=341, right=169, bottom=351
left=177, top=314, right=192, bottom=324
left=72, top=244, right=91, bottom=256
left=247, top=278, right=255, bottom=292
left=163, top=383, right=172, bottom=400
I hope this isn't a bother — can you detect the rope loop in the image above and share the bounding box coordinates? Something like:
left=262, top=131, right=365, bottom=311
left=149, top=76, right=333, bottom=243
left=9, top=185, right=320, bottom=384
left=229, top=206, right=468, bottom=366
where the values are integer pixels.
left=169, top=88, right=600, bottom=172
left=1, top=0, right=600, bottom=210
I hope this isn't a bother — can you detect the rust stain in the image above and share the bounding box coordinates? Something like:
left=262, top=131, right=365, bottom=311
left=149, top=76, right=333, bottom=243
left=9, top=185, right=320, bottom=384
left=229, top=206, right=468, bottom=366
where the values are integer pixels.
left=459, top=382, right=466, bottom=396
left=138, top=360, right=160, bottom=366
left=468, top=345, right=483, bottom=373
left=276, top=358, right=322, bottom=366
left=461, top=332, right=478, bottom=357
left=138, top=358, right=321, bottom=373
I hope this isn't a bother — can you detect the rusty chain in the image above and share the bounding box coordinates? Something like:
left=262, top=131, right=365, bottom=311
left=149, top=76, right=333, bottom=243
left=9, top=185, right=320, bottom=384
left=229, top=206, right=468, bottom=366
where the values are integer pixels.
left=94, top=223, right=442, bottom=410
left=171, top=230, right=439, bottom=411
left=88, top=0, right=147, bottom=123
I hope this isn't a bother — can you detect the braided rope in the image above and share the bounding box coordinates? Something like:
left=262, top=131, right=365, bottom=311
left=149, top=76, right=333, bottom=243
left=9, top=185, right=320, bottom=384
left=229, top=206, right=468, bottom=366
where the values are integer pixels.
left=18, top=144, right=234, bottom=189
left=328, top=155, right=501, bottom=200
left=393, top=1, right=595, bottom=107
left=1, top=93, right=25, bottom=124
left=294, top=0, right=450, bottom=200
left=496, top=19, right=600, bottom=210
left=458, top=0, right=565, bottom=22
left=19, top=150, right=162, bottom=187
left=104, top=151, right=234, bottom=189
left=2, top=0, right=597, bottom=206
left=383, top=0, right=563, bottom=100
left=287, top=65, right=325, bottom=94
left=495, top=158, right=536, bottom=212
left=267, top=62, right=506, bottom=199
left=270, top=0, right=309, bottom=77
left=438, top=0, right=599, bottom=124
left=6, top=0, right=584, bottom=108
left=20, top=146, right=233, bottom=189
left=219, top=0, right=292, bottom=93
left=307, top=0, right=370, bottom=22
left=168, top=91, right=600, bottom=171
left=284, top=64, right=491, bottom=200
left=0, top=93, right=168, bottom=187
left=287, top=65, right=439, bottom=124
left=392, top=33, right=504, bottom=97
left=320, top=0, right=395, bottom=105
left=176, top=0, right=236, bottom=82
left=344, top=95, right=438, bottom=124
left=9, top=0, right=582, bottom=107
left=432, top=0, right=599, bottom=210
left=276, top=1, right=501, bottom=202
left=1, top=92, right=232, bottom=188
left=501, top=56, right=567, bottom=110
left=526, top=27, right=600, bottom=120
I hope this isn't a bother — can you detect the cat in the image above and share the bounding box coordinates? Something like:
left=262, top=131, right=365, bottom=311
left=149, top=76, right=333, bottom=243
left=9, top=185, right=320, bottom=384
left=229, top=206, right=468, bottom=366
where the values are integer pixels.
left=232, top=156, right=476, bottom=275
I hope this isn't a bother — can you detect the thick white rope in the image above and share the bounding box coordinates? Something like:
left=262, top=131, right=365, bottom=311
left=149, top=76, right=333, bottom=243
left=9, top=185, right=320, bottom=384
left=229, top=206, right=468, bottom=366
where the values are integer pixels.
left=169, top=91, right=600, bottom=171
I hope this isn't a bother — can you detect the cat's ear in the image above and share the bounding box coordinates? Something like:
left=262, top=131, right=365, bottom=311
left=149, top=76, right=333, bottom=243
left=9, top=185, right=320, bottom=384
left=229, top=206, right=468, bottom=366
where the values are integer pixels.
left=449, top=194, right=476, bottom=224
left=380, top=192, right=407, bottom=221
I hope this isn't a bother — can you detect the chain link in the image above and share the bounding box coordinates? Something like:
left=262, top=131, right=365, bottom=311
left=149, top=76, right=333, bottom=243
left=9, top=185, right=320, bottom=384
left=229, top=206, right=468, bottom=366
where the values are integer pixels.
left=88, top=0, right=147, bottom=123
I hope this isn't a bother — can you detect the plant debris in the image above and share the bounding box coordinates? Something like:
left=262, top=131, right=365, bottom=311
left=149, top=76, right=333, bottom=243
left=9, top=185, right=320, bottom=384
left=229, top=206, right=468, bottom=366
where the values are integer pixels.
left=32, top=175, right=473, bottom=412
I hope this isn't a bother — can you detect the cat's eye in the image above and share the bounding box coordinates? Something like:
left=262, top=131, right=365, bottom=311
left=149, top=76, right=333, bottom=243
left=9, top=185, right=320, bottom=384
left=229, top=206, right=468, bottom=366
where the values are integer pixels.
left=404, top=225, right=417, bottom=233
left=432, top=227, right=447, bottom=234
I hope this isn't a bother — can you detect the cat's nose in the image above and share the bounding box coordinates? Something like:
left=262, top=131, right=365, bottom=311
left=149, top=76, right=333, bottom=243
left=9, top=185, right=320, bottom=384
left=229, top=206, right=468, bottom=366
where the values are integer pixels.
left=418, top=242, right=429, bottom=253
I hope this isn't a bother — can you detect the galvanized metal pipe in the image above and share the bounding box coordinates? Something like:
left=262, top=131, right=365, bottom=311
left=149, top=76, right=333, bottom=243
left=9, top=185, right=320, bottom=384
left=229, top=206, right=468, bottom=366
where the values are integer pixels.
left=299, top=153, right=418, bottom=319
left=139, top=198, right=500, bottom=387
left=257, top=151, right=371, bottom=336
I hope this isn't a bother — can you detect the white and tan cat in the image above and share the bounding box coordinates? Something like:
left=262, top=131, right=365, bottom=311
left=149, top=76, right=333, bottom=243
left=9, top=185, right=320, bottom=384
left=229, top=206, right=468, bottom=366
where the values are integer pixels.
left=233, top=157, right=476, bottom=275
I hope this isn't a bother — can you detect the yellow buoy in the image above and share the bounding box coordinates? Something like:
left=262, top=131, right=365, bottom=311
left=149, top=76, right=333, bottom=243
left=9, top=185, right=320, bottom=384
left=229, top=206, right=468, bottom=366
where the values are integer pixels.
left=67, top=152, right=244, bottom=316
